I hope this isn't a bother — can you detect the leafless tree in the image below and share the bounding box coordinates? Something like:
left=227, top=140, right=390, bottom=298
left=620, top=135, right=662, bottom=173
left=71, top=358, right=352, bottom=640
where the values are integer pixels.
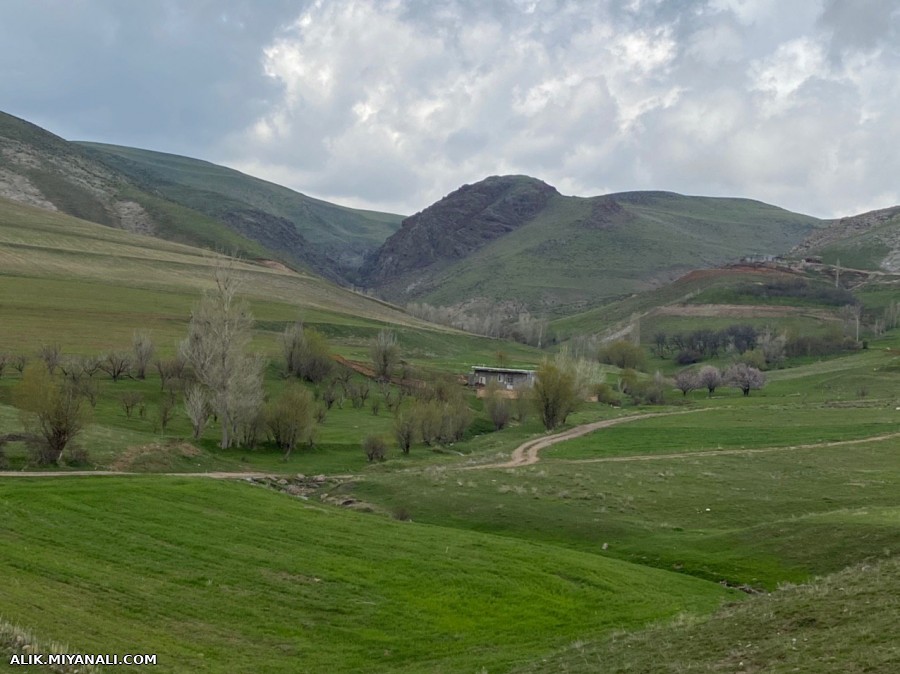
left=100, top=352, right=132, bottom=382
left=370, top=329, right=399, bottom=382
left=674, top=369, right=698, bottom=397
left=156, top=394, right=177, bottom=434
left=120, top=391, right=144, bottom=419
left=183, top=385, right=209, bottom=439
left=155, top=357, right=186, bottom=391
left=12, top=355, right=27, bottom=374
left=80, top=355, right=103, bottom=378
left=841, top=304, right=862, bottom=343
left=758, top=329, right=786, bottom=369
left=0, top=353, right=9, bottom=379
left=179, top=259, right=264, bottom=449
left=38, top=343, right=62, bottom=374
left=698, top=365, right=722, bottom=398
left=725, top=363, right=766, bottom=396
left=132, top=331, right=155, bottom=380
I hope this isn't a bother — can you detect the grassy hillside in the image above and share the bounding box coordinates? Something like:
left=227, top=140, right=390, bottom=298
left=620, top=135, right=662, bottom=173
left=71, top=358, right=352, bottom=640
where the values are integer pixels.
left=794, top=205, right=900, bottom=271
left=0, top=478, right=732, bottom=673
left=516, top=556, right=900, bottom=673
left=76, top=142, right=402, bottom=279
left=0, top=196, right=545, bottom=366
left=369, top=184, right=824, bottom=316
left=0, top=110, right=404, bottom=281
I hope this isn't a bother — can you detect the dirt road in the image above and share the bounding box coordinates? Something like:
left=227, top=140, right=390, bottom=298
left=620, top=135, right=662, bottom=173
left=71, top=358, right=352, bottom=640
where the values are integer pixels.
left=468, top=408, right=715, bottom=470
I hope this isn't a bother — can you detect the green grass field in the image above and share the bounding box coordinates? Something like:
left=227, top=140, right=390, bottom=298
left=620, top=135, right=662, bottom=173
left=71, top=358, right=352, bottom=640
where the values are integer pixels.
left=2, top=192, right=900, bottom=671
left=0, top=478, right=733, bottom=673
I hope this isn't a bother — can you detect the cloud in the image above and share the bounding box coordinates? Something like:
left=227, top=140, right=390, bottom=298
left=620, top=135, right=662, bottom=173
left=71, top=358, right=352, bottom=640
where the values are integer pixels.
left=2, top=1, right=898, bottom=218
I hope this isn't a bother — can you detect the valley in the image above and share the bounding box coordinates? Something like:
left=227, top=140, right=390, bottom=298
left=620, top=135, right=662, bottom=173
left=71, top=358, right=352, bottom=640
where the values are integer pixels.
left=0, top=109, right=898, bottom=673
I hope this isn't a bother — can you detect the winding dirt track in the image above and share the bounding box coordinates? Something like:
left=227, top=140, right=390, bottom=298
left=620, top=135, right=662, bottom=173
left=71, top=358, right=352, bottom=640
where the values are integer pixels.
left=467, top=408, right=715, bottom=470
left=562, top=430, right=900, bottom=464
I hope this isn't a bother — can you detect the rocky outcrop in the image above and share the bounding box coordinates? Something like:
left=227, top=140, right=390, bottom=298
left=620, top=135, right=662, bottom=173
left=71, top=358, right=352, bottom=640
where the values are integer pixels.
left=362, top=175, right=558, bottom=286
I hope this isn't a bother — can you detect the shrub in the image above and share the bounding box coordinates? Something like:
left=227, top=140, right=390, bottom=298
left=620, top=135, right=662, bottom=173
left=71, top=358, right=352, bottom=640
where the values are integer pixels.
left=14, top=363, right=89, bottom=465
left=282, top=323, right=333, bottom=383
left=394, top=409, right=417, bottom=454
left=363, top=435, right=387, bottom=462
left=675, top=349, right=702, bottom=365
left=266, top=385, right=315, bottom=459
left=483, top=382, right=511, bottom=430
left=593, top=382, right=619, bottom=405
left=598, top=340, right=646, bottom=370
left=533, top=361, right=578, bottom=430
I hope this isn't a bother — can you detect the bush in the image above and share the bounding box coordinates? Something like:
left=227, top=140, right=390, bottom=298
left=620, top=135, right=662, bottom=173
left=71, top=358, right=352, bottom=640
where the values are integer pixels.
left=283, top=323, right=333, bottom=383
left=363, top=435, right=387, bottom=462
left=598, top=340, right=646, bottom=370
left=483, top=382, right=512, bottom=430
left=394, top=409, right=417, bottom=454
left=266, top=385, right=315, bottom=459
left=14, top=363, right=90, bottom=465
left=593, top=383, right=619, bottom=406
left=533, top=361, right=579, bottom=430
left=675, top=349, right=702, bottom=365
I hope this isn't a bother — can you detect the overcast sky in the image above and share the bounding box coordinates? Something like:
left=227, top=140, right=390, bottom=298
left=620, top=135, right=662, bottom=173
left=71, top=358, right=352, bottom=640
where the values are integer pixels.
left=3, top=0, right=898, bottom=217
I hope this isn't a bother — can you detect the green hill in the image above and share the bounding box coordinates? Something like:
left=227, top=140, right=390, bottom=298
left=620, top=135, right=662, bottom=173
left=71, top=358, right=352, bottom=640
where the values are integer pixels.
left=0, top=110, right=403, bottom=281
left=793, top=205, right=900, bottom=271
left=76, top=142, right=403, bottom=279
left=364, top=178, right=826, bottom=316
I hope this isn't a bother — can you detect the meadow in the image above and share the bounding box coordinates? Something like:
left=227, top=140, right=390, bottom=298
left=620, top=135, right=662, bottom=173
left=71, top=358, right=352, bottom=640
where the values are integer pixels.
left=1, top=196, right=899, bottom=671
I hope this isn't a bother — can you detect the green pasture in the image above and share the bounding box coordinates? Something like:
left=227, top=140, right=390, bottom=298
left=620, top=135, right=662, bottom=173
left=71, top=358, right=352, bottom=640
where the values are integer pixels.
left=544, top=404, right=900, bottom=460
left=0, top=478, right=732, bottom=673
left=515, top=555, right=900, bottom=673
left=348, top=437, right=900, bottom=590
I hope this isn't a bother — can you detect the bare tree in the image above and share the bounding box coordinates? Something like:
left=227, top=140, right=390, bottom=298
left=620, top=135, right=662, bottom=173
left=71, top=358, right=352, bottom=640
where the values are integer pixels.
left=758, top=329, right=787, bottom=369
left=183, top=385, right=209, bottom=439
left=0, top=353, right=9, bottom=379
left=841, top=304, right=862, bottom=343
left=38, top=344, right=62, bottom=374
left=180, top=259, right=264, bottom=449
left=12, top=354, right=27, bottom=374
left=156, top=394, right=177, bottom=434
left=100, top=352, right=132, bottom=382
left=697, top=366, right=722, bottom=398
left=155, top=357, right=186, bottom=391
left=132, top=331, right=155, bottom=380
left=725, top=363, right=766, bottom=396
left=674, top=369, right=698, bottom=397
left=370, top=329, right=399, bottom=382
left=120, top=391, right=144, bottom=419
left=80, top=355, right=102, bottom=378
